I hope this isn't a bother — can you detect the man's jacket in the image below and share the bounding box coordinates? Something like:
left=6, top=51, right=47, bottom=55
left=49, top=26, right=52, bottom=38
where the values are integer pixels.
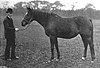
left=3, top=16, right=15, bottom=39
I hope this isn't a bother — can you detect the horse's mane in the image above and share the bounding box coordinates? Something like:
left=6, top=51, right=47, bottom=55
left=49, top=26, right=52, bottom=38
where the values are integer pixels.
left=31, top=9, right=60, bottom=18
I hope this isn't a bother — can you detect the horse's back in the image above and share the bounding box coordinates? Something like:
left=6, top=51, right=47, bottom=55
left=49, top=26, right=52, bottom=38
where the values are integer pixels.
left=46, top=15, right=93, bottom=38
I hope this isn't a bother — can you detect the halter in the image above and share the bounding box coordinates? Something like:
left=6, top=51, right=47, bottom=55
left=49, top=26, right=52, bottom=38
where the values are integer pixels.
left=23, top=17, right=33, bottom=25
left=23, top=12, right=33, bottom=25
left=20, top=17, right=33, bottom=31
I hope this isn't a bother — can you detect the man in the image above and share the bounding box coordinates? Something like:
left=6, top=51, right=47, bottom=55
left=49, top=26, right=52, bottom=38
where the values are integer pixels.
left=3, top=8, right=19, bottom=61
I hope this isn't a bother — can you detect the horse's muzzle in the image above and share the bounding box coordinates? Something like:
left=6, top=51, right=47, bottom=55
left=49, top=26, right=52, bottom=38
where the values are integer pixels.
left=21, top=21, right=26, bottom=27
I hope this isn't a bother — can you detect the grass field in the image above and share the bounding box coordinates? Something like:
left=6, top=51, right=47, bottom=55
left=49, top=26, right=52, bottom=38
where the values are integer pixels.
left=0, top=16, right=100, bottom=68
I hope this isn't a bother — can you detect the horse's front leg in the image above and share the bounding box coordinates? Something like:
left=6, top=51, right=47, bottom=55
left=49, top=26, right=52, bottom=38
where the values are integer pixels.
left=50, top=36, right=55, bottom=61
left=55, top=37, right=60, bottom=61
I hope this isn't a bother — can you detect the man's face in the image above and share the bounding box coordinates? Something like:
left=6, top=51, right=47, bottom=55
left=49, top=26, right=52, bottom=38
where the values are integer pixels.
left=7, top=13, right=13, bottom=17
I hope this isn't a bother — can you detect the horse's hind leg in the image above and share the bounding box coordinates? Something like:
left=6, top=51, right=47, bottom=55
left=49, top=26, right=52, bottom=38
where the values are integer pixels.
left=87, top=36, right=95, bottom=61
left=80, top=34, right=88, bottom=60
left=81, top=34, right=95, bottom=61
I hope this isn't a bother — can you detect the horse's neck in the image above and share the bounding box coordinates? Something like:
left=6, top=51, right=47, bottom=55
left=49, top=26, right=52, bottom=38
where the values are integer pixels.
left=34, top=11, right=51, bottom=27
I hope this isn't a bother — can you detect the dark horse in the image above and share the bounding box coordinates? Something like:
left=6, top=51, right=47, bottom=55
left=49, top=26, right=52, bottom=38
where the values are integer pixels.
left=21, top=7, right=95, bottom=62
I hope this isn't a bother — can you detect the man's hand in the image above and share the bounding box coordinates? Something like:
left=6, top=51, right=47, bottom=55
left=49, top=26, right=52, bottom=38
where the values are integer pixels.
left=2, top=35, right=5, bottom=40
left=15, top=28, right=19, bottom=31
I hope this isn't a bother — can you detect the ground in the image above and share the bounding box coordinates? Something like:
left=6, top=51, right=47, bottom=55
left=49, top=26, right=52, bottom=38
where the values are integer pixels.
left=0, top=16, right=100, bottom=68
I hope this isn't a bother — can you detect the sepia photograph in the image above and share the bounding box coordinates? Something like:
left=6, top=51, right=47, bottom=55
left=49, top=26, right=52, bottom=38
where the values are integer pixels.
left=0, top=0, right=100, bottom=68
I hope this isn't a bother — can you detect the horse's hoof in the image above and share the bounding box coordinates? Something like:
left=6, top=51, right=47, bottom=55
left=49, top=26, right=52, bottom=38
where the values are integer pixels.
left=44, top=59, right=54, bottom=63
left=91, top=58, right=95, bottom=63
left=82, top=57, right=85, bottom=60
left=48, top=60, right=52, bottom=63
left=54, top=58, right=59, bottom=62
left=43, top=60, right=51, bottom=64
left=91, top=61, right=94, bottom=63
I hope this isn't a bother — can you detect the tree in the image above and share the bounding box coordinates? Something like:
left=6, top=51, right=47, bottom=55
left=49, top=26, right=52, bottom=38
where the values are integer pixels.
left=30, top=0, right=42, bottom=9
left=41, top=2, right=52, bottom=11
left=84, top=3, right=95, bottom=10
left=71, top=5, right=75, bottom=10
left=71, top=2, right=77, bottom=10
left=1, top=1, right=9, bottom=9
left=51, top=1, right=64, bottom=10
left=84, top=3, right=95, bottom=18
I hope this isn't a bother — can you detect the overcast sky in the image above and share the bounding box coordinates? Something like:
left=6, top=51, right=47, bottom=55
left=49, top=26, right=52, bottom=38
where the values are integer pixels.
left=0, top=0, right=99, bottom=10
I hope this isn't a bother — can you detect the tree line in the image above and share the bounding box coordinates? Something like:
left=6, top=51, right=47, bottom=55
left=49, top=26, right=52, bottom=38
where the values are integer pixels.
left=0, top=0, right=100, bottom=19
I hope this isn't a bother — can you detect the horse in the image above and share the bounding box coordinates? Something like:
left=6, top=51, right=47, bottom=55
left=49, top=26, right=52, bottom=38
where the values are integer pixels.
left=21, top=7, right=95, bottom=62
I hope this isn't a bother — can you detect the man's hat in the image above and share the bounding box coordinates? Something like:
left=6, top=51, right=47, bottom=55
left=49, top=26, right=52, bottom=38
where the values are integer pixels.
left=6, top=8, right=13, bottom=14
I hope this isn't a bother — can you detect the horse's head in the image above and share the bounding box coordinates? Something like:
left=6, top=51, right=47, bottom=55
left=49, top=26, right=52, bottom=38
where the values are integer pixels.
left=21, top=7, right=34, bottom=27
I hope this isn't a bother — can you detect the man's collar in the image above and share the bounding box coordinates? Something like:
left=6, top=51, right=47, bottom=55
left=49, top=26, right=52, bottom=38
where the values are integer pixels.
left=7, top=16, right=11, bottom=19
